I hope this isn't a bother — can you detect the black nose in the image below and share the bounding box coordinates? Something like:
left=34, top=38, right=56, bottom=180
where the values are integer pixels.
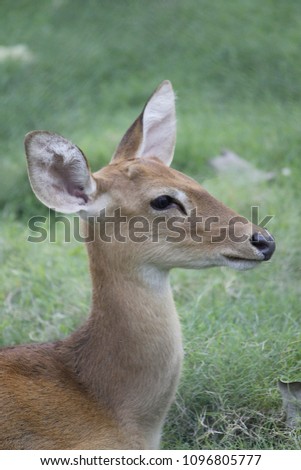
left=250, top=231, right=276, bottom=261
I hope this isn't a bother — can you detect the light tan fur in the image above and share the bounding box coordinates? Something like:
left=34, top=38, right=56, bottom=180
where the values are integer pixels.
left=0, top=81, right=275, bottom=449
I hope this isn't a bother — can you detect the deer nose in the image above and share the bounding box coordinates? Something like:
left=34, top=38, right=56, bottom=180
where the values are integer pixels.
left=250, top=231, right=275, bottom=261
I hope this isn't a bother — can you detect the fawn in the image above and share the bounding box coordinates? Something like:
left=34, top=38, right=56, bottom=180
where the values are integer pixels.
left=0, top=81, right=275, bottom=449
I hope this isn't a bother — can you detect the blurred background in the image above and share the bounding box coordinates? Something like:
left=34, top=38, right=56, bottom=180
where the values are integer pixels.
left=1, top=0, right=301, bottom=215
left=0, top=0, right=301, bottom=449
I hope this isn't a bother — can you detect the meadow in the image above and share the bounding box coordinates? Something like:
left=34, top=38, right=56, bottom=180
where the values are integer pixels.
left=0, top=0, right=301, bottom=449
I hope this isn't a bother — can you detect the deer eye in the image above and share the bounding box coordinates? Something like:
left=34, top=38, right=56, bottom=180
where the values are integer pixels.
left=150, top=195, right=174, bottom=210
left=150, top=195, right=187, bottom=215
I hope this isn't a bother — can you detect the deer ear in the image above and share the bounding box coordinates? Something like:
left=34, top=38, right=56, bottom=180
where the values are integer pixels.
left=25, top=131, right=97, bottom=213
left=111, top=80, right=176, bottom=166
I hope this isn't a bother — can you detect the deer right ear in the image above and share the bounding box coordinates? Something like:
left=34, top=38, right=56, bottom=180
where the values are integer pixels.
left=25, top=131, right=97, bottom=214
left=111, top=80, right=176, bottom=166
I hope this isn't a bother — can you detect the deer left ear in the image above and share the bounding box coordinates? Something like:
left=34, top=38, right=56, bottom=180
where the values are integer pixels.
left=111, top=80, right=176, bottom=166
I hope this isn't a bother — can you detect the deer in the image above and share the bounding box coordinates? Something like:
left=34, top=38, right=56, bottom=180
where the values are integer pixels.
left=0, top=81, right=275, bottom=449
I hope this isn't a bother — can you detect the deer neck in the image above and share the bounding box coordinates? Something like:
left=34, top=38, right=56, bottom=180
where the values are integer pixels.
left=67, top=230, right=183, bottom=432
left=86, top=230, right=176, bottom=320
left=89, top=254, right=177, bottom=339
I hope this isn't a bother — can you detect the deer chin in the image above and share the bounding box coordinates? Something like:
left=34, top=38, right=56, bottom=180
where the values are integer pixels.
left=221, top=255, right=263, bottom=271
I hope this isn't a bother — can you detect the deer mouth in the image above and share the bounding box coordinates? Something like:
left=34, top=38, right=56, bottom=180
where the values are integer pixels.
left=222, top=255, right=263, bottom=271
left=223, top=255, right=262, bottom=262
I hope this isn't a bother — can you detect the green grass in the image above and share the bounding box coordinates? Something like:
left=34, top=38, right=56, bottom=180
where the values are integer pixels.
left=1, top=0, right=301, bottom=449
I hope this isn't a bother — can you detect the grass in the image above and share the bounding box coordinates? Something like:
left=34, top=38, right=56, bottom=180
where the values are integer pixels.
left=1, top=0, right=301, bottom=449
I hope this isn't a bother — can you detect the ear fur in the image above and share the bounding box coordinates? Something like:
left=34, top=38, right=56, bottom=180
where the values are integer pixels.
left=112, top=80, right=176, bottom=166
left=25, top=131, right=97, bottom=213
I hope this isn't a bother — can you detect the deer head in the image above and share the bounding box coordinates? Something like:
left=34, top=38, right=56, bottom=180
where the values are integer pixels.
left=25, top=81, right=275, bottom=273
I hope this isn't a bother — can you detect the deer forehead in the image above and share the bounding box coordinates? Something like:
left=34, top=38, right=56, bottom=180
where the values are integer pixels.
left=93, top=158, right=201, bottom=202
